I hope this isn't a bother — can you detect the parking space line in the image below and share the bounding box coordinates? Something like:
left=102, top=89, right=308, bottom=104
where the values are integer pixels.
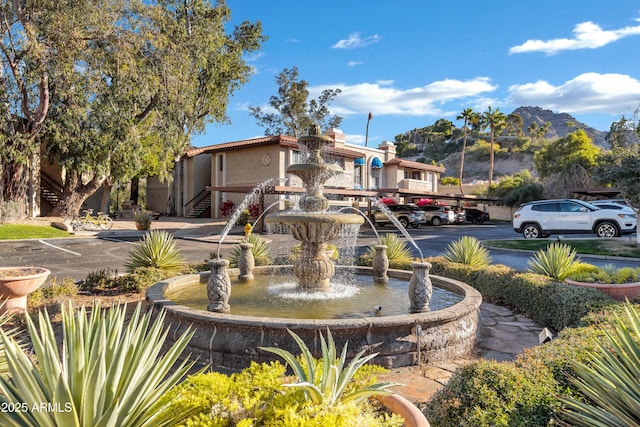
left=38, top=240, right=82, bottom=256
left=99, top=237, right=136, bottom=245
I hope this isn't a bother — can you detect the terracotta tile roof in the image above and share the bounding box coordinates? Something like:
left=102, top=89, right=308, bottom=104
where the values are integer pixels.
left=184, top=134, right=363, bottom=159
left=384, top=158, right=445, bottom=173
left=184, top=135, right=298, bottom=158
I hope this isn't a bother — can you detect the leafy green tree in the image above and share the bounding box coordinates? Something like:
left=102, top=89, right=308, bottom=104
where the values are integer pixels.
left=533, top=129, right=600, bottom=179
left=483, top=106, right=507, bottom=185
left=505, top=113, right=524, bottom=136
left=606, top=115, right=640, bottom=148
left=249, top=67, right=342, bottom=137
left=487, top=170, right=543, bottom=207
left=35, top=0, right=265, bottom=216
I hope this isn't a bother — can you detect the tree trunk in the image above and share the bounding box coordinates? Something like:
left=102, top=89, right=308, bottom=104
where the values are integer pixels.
left=458, top=129, right=467, bottom=195
left=488, top=130, right=495, bottom=186
left=1, top=160, right=27, bottom=217
left=130, top=177, right=139, bottom=206
left=48, top=172, right=103, bottom=217
left=100, top=177, right=112, bottom=214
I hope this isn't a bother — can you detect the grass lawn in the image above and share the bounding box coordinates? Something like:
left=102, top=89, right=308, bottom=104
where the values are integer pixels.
left=485, top=238, right=640, bottom=258
left=0, top=224, right=72, bottom=240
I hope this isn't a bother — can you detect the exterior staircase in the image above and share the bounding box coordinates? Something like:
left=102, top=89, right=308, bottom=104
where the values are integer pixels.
left=184, top=189, right=211, bottom=218
left=40, top=172, right=63, bottom=208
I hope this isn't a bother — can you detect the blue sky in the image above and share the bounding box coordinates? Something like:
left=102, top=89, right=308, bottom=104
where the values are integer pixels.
left=191, top=0, right=640, bottom=148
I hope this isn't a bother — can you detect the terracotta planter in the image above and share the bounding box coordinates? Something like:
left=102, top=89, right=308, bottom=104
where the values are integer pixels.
left=374, top=394, right=430, bottom=427
left=565, top=278, right=640, bottom=301
left=0, top=267, right=51, bottom=314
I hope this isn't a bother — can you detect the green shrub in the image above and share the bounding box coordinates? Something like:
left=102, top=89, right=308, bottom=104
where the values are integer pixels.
left=28, top=277, right=78, bottom=308
left=160, top=361, right=403, bottom=426
left=559, top=303, right=640, bottom=426
left=227, top=232, right=271, bottom=268
left=425, top=360, right=559, bottom=427
left=0, top=303, right=197, bottom=427
left=427, top=257, right=612, bottom=331
left=125, top=230, right=185, bottom=274
left=527, top=243, right=580, bottom=280
left=114, top=267, right=168, bottom=292
left=81, top=268, right=120, bottom=292
left=442, top=236, right=492, bottom=267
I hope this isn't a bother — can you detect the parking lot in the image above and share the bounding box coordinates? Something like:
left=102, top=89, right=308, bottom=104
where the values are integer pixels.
left=0, top=220, right=637, bottom=281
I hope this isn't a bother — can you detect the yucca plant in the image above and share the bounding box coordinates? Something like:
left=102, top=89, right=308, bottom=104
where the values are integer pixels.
left=367, top=233, right=413, bottom=269
left=442, top=235, right=492, bottom=267
left=559, top=303, right=640, bottom=426
left=125, top=229, right=185, bottom=274
left=0, top=302, right=198, bottom=427
left=527, top=243, right=580, bottom=280
left=228, top=232, right=271, bottom=267
left=260, top=328, right=399, bottom=406
left=0, top=302, right=20, bottom=377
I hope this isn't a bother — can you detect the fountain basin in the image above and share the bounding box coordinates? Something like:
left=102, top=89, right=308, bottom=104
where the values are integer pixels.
left=147, top=266, right=481, bottom=369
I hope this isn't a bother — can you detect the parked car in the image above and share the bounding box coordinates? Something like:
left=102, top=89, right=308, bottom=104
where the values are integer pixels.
left=465, top=208, right=490, bottom=224
left=420, top=205, right=455, bottom=226
left=370, top=204, right=427, bottom=228
left=591, top=199, right=638, bottom=212
left=513, top=198, right=637, bottom=239
left=450, top=206, right=466, bottom=224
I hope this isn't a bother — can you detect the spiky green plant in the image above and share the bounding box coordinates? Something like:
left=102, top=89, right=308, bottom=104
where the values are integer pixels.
left=228, top=232, right=271, bottom=268
left=367, top=233, right=413, bottom=269
left=442, top=235, right=492, bottom=267
left=559, top=303, right=640, bottom=426
left=527, top=243, right=580, bottom=280
left=125, top=230, right=185, bottom=274
left=0, top=303, right=20, bottom=377
left=0, top=302, right=198, bottom=427
left=260, top=329, right=399, bottom=406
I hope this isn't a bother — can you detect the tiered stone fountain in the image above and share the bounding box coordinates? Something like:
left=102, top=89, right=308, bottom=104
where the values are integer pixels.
left=146, top=126, right=481, bottom=369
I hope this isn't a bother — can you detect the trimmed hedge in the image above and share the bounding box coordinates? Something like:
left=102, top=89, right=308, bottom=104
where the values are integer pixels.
left=426, top=257, right=613, bottom=331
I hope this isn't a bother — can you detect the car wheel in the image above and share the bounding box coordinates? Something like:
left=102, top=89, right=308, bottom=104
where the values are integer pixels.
left=410, top=222, right=420, bottom=228
left=431, top=216, right=442, bottom=226
left=398, top=217, right=409, bottom=228
left=471, top=217, right=478, bottom=224
left=522, top=224, right=541, bottom=239
left=595, top=221, right=618, bottom=238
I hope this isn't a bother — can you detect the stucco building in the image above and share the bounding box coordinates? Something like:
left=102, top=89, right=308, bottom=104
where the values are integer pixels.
left=171, top=129, right=445, bottom=219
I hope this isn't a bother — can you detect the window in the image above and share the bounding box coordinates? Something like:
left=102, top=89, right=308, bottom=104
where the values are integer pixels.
left=292, top=150, right=304, bottom=164
left=353, top=165, right=362, bottom=189
left=532, top=202, right=559, bottom=212
left=412, top=170, right=420, bottom=180
left=371, top=168, right=380, bottom=188
left=218, top=155, right=224, bottom=172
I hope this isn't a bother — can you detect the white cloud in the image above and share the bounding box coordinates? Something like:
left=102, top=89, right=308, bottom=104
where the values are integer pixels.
left=347, top=61, right=363, bottom=67
left=509, top=18, right=640, bottom=55
left=310, top=77, right=497, bottom=117
left=507, top=72, right=640, bottom=114
left=332, top=32, right=381, bottom=49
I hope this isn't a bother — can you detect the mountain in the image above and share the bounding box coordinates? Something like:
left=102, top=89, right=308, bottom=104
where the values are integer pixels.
left=512, top=106, right=607, bottom=147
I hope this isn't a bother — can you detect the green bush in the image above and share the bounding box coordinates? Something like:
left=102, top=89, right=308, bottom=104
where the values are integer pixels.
left=80, top=267, right=169, bottom=293
left=527, top=243, right=580, bottom=280
left=28, top=277, right=79, bottom=308
left=425, top=360, right=559, bottom=427
left=125, top=230, right=185, bottom=274
left=442, top=236, right=492, bottom=267
left=427, top=257, right=612, bottom=331
left=159, top=361, right=403, bottom=426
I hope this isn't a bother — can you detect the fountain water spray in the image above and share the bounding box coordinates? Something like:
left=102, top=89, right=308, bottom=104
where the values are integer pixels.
left=369, top=198, right=424, bottom=259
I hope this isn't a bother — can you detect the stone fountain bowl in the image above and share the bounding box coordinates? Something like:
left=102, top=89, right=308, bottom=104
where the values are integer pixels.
left=146, top=266, right=482, bottom=370
left=265, top=212, right=364, bottom=242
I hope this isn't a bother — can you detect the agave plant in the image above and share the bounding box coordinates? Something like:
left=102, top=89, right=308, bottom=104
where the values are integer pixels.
left=125, top=229, right=185, bottom=274
left=228, top=232, right=271, bottom=267
left=527, top=243, right=580, bottom=280
left=0, top=302, right=198, bottom=427
left=0, top=302, right=20, bottom=377
left=367, top=233, right=413, bottom=268
left=260, top=328, right=399, bottom=406
left=560, top=303, right=640, bottom=426
left=442, top=235, right=492, bottom=267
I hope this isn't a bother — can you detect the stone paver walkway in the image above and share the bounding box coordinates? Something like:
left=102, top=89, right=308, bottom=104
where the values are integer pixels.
left=379, top=302, right=545, bottom=402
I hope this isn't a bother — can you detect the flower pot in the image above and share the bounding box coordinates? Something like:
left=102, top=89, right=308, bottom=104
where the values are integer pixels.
left=0, top=267, right=51, bottom=314
left=565, top=278, right=640, bottom=301
left=374, top=394, right=430, bottom=427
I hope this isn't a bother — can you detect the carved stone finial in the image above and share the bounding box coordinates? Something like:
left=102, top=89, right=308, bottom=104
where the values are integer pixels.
left=308, top=123, right=321, bottom=136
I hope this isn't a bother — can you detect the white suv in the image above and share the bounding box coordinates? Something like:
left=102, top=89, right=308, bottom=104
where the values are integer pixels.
left=513, top=199, right=637, bottom=239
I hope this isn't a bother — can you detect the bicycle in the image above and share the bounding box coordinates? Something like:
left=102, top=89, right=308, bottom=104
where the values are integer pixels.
left=69, top=209, right=113, bottom=231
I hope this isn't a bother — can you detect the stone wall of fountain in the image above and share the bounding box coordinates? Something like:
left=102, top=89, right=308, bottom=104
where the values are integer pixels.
left=146, top=266, right=482, bottom=369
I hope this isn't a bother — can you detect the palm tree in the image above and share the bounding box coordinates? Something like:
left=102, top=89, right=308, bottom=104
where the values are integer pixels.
left=456, top=108, right=476, bottom=195
left=483, top=106, right=506, bottom=186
